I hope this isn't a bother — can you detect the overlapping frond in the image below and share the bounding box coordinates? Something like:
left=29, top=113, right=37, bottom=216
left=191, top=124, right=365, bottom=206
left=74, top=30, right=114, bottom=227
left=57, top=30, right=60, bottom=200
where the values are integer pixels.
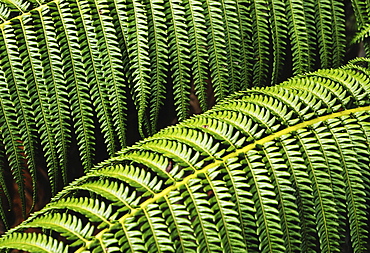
left=2, top=61, right=370, bottom=252
left=0, top=0, right=356, bottom=230
left=350, top=0, right=370, bottom=53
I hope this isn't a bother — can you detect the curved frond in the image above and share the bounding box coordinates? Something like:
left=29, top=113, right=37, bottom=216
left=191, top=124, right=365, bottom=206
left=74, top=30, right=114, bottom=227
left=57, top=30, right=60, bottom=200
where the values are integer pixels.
left=0, top=0, right=365, bottom=234
left=165, top=0, right=191, bottom=121
left=0, top=23, right=37, bottom=217
left=0, top=232, right=68, bottom=252
left=2, top=62, right=370, bottom=253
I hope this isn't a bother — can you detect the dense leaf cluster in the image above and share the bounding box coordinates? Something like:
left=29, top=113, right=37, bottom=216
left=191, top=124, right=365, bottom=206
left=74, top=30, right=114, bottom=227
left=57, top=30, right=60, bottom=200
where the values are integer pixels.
left=1, top=59, right=370, bottom=252
left=0, top=0, right=362, bottom=228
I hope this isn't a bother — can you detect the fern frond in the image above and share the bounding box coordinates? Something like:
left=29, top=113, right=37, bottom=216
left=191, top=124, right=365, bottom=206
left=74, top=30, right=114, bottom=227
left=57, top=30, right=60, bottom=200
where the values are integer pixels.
left=234, top=0, right=252, bottom=89
left=0, top=232, right=68, bottom=252
left=1, top=0, right=370, bottom=246
left=138, top=139, right=199, bottom=172
left=219, top=0, right=241, bottom=94
left=159, top=191, right=197, bottom=252
left=269, top=0, right=287, bottom=84
left=15, top=15, right=61, bottom=195
left=0, top=69, right=25, bottom=218
left=350, top=111, right=370, bottom=205
left=182, top=178, right=223, bottom=252
left=66, top=0, right=117, bottom=156
left=251, top=0, right=270, bottom=86
left=119, top=150, right=176, bottom=182
left=243, top=149, right=286, bottom=252
left=0, top=2, right=11, bottom=22
left=203, top=0, right=228, bottom=100
left=314, top=0, right=333, bottom=68
left=138, top=202, right=174, bottom=252
left=351, top=0, right=370, bottom=29
left=352, top=23, right=370, bottom=45
left=329, top=0, right=346, bottom=67
left=144, top=0, right=168, bottom=133
left=22, top=213, right=94, bottom=247
left=0, top=24, right=37, bottom=217
left=301, top=0, right=317, bottom=68
left=50, top=0, right=96, bottom=171
left=33, top=7, right=71, bottom=188
left=329, top=116, right=369, bottom=252
left=125, top=0, right=152, bottom=137
left=184, top=0, right=208, bottom=112
left=285, top=0, right=312, bottom=75
left=74, top=179, right=139, bottom=211
left=204, top=167, right=247, bottom=252
left=3, top=62, right=370, bottom=252
left=93, top=164, right=163, bottom=196
left=146, top=126, right=218, bottom=158
left=103, top=0, right=129, bottom=148
left=295, top=127, right=341, bottom=252
left=0, top=0, right=30, bottom=14
left=351, top=0, right=370, bottom=53
left=45, top=197, right=114, bottom=228
left=257, top=142, right=302, bottom=252
left=221, top=159, right=259, bottom=252
left=278, top=135, right=318, bottom=252
left=165, top=0, right=191, bottom=121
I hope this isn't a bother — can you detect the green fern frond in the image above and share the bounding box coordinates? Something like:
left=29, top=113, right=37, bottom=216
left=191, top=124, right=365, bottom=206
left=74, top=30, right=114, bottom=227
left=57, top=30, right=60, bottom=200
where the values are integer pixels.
left=184, top=0, right=208, bottom=112
left=159, top=191, right=197, bottom=252
left=182, top=178, right=223, bottom=252
left=0, top=232, right=68, bottom=252
left=302, top=0, right=317, bottom=68
left=329, top=116, right=369, bottom=252
left=125, top=0, right=152, bottom=137
left=219, top=0, right=241, bottom=94
left=89, top=0, right=128, bottom=148
left=278, top=134, right=318, bottom=252
left=350, top=0, right=370, bottom=53
left=15, top=15, right=61, bottom=194
left=0, top=24, right=37, bottom=217
left=0, top=0, right=30, bottom=14
left=351, top=0, right=370, bottom=29
left=314, top=0, right=333, bottom=68
left=329, top=0, right=346, bottom=67
left=285, top=0, right=312, bottom=75
left=74, top=179, right=139, bottom=210
left=257, top=142, right=302, bottom=252
left=33, top=6, right=71, bottom=188
left=50, top=0, right=96, bottom=171
left=103, top=0, right=129, bottom=148
left=243, top=149, right=286, bottom=252
left=44, top=197, right=114, bottom=228
left=2, top=62, right=370, bottom=252
left=0, top=0, right=366, bottom=234
left=67, top=0, right=117, bottom=156
left=269, top=0, right=287, bottom=84
left=203, top=0, right=228, bottom=101
left=22, top=213, right=94, bottom=247
left=0, top=2, right=11, bottom=21
left=251, top=0, right=270, bottom=86
left=352, top=23, right=370, bottom=45
left=234, top=0, right=252, bottom=90
left=165, top=0, right=191, bottom=121
left=145, top=0, right=168, bottom=132
left=0, top=69, right=25, bottom=220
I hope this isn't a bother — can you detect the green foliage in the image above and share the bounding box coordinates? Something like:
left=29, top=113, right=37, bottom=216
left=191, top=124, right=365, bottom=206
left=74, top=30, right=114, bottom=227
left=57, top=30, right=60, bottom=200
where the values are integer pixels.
left=1, top=60, right=370, bottom=252
left=0, top=0, right=355, bottom=228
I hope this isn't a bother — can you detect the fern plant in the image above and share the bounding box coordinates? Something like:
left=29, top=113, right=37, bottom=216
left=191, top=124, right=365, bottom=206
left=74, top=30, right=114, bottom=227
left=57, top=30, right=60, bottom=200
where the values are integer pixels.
left=0, top=59, right=369, bottom=252
left=0, top=0, right=369, bottom=234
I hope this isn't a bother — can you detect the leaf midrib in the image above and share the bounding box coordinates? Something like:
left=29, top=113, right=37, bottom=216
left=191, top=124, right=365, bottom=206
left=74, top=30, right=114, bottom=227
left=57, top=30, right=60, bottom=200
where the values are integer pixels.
left=118, top=105, right=370, bottom=224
